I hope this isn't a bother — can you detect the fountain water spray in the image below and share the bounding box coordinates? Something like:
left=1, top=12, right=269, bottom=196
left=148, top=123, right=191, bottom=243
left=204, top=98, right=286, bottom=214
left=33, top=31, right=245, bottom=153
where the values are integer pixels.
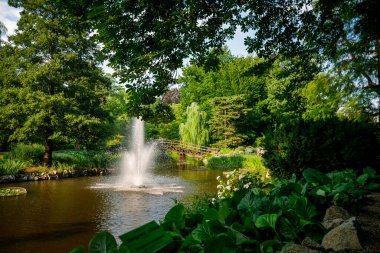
left=119, top=118, right=156, bottom=186
left=92, top=117, right=184, bottom=195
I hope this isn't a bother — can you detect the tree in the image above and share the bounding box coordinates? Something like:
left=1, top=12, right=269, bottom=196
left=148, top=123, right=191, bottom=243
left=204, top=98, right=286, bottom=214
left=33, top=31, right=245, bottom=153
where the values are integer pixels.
left=209, top=95, right=250, bottom=148
left=64, top=0, right=378, bottom=116
left=0, top=20, right=7, bottom=37
left=242, top=0, right=379, bottom=116
left=179, top=102, right=209, bottom=146
left=0, top=0, right=111, bottom=166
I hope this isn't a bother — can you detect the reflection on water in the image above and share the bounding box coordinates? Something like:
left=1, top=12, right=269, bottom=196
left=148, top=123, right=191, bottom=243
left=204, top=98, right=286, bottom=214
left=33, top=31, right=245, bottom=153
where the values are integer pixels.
left=0, top=164, right=223, bottom=253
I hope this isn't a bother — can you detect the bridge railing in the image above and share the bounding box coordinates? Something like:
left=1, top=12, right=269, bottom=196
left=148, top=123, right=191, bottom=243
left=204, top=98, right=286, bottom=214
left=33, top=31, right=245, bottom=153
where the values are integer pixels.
left=157, top=139, right=218, bottom=155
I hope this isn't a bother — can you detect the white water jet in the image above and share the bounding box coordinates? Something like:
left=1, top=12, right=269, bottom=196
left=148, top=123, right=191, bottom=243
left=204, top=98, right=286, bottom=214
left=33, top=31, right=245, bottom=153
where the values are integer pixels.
left=91, top=117, right=184, bottom=195
left=119, top=118, right=156, bottom=187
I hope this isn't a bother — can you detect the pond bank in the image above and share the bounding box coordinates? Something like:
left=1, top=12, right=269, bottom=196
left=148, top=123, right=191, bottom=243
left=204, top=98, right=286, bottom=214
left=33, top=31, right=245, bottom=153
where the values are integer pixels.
left=0, top=168, right=114, bottom=184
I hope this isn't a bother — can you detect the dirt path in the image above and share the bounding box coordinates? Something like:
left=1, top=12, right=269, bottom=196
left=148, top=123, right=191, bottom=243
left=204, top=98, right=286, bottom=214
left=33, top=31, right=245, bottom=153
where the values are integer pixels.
left=351, top=192, right=380, bottom=253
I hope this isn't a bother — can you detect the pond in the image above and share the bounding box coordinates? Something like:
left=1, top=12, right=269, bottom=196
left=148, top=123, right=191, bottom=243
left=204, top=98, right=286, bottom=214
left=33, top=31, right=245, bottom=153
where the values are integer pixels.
left=0, top=163, right=223, bottom=253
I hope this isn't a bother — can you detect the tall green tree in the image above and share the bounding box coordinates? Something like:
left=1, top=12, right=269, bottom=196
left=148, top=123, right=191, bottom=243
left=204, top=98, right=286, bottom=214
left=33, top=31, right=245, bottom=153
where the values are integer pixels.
left=179, top=102, right=209, bottom=146
left=242, top=0, right=379, bottom=116
left=0, top=0, right=111, bottom=166
left=209, top=95, right=250, bottom=148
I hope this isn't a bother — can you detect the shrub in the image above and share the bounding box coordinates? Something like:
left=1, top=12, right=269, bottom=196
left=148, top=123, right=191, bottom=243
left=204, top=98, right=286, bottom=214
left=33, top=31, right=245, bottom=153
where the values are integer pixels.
left=263, top=117, right=379, bottom=178
left=53, top=150, right=119, bottom=169
left=9, top=143, right=44, bottom=165
left=0, top=159, right=27, bottom=176
left=215, top=169, right=270, bottom=199
left=207, top=155, right=244, bottom=169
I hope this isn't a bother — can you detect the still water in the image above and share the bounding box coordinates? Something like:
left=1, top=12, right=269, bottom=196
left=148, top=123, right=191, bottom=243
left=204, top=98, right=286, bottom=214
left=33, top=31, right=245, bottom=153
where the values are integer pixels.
left=0, top=165, right=223, bottom=253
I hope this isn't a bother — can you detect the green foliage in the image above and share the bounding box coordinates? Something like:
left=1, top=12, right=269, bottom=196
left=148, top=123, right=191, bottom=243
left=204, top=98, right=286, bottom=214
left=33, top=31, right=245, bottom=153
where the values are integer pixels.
left=74, top=167, right=379, bottom=252
left=209, top=95, right=250, bottom=148
left=207, top=156, right=243, bottom=170
left=263, top=117, right=380, bottom=178
left=52, top=151, right=119, bottom=169
left=216, top=169, right=269, bottom=199
left=207, top=154, right=267, bottom=173
left=0, top=159, right=27, bottom=176
left=52, top=161, right=74, bottom=172
left=9, top=143, right=44, bottom=165
left=0, top=0, right=112, bottom=166
left=179, top=102, right=209, bottom=146
left=303, top=168, right=380, bottom=206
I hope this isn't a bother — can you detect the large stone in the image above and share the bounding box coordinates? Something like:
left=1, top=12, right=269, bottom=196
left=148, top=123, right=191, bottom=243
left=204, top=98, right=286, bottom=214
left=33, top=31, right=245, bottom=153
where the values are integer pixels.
left=322, top=206, right=350, bottom=230
left=301, top=237, right=324, bottom=251
left=282, top=243, right=324, bottom=253
left=321, top=217, right=362, bottom=252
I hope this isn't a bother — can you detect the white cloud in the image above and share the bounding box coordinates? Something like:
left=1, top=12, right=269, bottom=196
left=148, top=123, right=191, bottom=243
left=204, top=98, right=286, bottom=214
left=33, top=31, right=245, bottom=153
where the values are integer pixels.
left=0, top=0, right=22, bottom=39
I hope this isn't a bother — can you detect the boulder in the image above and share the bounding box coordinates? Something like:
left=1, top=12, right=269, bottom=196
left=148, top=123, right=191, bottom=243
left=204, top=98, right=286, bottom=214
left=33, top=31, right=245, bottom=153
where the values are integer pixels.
left=301, top=237, right=324, bottom=251
left=282, top=243, right=324, bottom=253
left=322, top=206, right=350, bottom=230
left=321, top=217, right=362, bottom=252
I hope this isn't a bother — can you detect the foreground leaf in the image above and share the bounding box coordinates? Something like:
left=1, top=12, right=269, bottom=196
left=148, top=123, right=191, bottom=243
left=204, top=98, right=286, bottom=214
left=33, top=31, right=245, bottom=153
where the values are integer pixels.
left=255, top=214, right=278, bottom=230
left=88, top=231, right=117, bottom=253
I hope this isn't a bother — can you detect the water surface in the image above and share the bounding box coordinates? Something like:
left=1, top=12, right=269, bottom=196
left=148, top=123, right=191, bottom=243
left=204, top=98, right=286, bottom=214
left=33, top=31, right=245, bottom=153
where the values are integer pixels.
left=0, top=165, right=222, bottom=253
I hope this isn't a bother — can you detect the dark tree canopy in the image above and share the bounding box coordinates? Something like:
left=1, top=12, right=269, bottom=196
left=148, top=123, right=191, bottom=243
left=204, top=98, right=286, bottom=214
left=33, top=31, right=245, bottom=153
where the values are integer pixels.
left=10, top=0, right=380, bottom=118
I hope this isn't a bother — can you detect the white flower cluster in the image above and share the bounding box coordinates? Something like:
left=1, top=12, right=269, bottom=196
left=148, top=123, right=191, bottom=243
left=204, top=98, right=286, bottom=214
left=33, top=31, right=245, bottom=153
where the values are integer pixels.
left=215, top=169, right=263, bottom=200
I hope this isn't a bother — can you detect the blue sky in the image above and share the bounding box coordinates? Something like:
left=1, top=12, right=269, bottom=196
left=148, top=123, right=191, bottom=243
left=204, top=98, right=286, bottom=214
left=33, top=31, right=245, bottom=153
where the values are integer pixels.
left=0, top=0, right=250, bottom=73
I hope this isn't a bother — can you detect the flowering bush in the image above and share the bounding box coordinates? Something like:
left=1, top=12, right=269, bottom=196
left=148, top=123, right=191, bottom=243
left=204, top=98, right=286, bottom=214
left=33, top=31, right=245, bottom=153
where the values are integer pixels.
left=215, top=169, right=271, bottom=199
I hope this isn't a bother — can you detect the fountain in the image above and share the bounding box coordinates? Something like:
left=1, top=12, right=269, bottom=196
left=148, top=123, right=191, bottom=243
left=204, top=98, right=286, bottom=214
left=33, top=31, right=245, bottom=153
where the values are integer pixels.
left=119, top=118, right=155, bottom=187
left=92, top=117, right=184, bottom=195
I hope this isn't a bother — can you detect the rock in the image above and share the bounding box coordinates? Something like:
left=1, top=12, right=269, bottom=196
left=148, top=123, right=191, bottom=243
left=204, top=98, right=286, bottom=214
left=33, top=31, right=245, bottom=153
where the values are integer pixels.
left=301, top=237, right=324, bottom=251
left=16, top=174, right=28, bottom=182
left=321, top=217, right=362, bottom=252
left=282, top=243, right=324, bottom=253
left=49, top=174, right=58, bottom=180
left=0, top=175, right=16, bottom=183
left=323, top=218, right=345, bottom=230
left=323, top=206, right=350, bottom=230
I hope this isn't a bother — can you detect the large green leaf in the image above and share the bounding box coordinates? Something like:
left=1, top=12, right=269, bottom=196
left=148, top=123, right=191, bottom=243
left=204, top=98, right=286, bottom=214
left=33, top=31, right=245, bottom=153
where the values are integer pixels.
left=191, top=222, right=215, bottom=242
left=294, top=197, right=318, bottom=221
left=88, top=231, right=117, bottom=253
left=357, top=174, right=369, bottom=186
left=163, top=204, right=185, bottom=231
left=70, top=245, right=84, bottom=253
left=204, top=235, right=235, bottom=253
left=237, top=190, right=256, bottom=212
left=303, top=168, right=329, bottom=185
left=260, top=239, right=281, bottom=253
left=363, top=167, right=376, bottom=178
left=203, top=208, right=220, bottom=222
left=277, top=217, right=297, bottom=241
left=255, top=214, right=278, bottom=230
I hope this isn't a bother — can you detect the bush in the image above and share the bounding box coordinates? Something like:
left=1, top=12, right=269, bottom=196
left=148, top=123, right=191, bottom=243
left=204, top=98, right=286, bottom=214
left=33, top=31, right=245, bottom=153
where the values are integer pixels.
left=53, top=150, right=119, bottom=169
left=263, top=117, right=379, bottom=178
left=9, top=143, right=44, bottom=165
left=0, top=159, right=27, bottom=176
left=207, top=155, right=244, bottom=169
left=207, top=154, right=267, bottom=172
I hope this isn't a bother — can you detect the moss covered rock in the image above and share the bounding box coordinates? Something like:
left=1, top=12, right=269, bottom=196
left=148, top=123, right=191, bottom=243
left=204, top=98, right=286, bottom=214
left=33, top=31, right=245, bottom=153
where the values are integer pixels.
left=0, top=187, right=27, bottom=197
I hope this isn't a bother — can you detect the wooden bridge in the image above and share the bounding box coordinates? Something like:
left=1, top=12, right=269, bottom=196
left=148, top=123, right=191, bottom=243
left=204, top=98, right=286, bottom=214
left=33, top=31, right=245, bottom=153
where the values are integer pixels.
left=156, top=139, right=218, bottom=159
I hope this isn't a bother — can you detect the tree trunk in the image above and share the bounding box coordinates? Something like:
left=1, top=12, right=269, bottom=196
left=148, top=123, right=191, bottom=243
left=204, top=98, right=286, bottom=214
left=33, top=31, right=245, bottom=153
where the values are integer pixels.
left=42, top=136, right=53, bottom=167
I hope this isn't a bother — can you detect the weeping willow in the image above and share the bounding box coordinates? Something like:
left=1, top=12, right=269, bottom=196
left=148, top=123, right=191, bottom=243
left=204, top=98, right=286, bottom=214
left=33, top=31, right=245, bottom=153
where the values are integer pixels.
left=179, top=102, right=209, bottom=146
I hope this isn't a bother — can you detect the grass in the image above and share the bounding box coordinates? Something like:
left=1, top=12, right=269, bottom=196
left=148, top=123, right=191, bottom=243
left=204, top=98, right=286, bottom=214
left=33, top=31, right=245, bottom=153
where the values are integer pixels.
left=0, top=159, right=28, bottom=176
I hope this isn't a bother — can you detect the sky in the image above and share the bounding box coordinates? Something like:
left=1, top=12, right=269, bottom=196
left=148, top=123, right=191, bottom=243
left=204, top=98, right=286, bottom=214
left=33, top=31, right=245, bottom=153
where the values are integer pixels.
left=0, top=0, right=250, bottom=73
